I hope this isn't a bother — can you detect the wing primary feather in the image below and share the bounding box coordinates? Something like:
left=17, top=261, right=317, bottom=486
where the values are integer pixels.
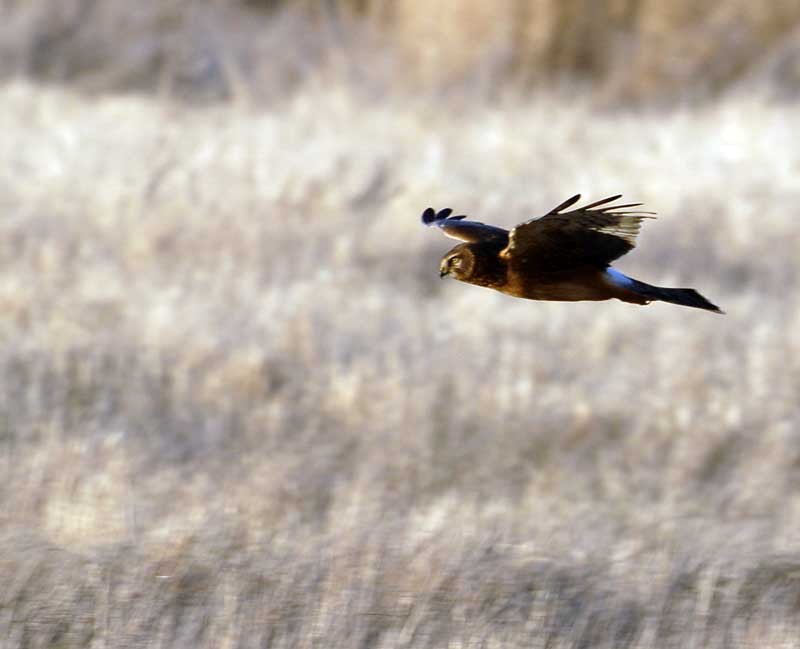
left=580, top=195, right=623, bottom=210
left=450, top=215, right=467, bottom=220
left=421, top=207, right=437, bottom=224
left=436, top=208, right=453, bottom=219
left=548, top=194, right=582, bottom=214
left=597, top=202, right=640, bottom=211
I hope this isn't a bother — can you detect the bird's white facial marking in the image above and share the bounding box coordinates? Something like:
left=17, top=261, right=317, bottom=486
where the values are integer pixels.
left=606, top=267, right=633, bottom=288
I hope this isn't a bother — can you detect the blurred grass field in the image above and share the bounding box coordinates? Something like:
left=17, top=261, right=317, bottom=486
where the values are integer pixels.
left=2, top=2, right=800, bottom=647
left=3, top=0, right=800, bottom=103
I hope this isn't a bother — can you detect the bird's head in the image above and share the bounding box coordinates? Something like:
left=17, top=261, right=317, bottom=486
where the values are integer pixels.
left=439, top=244, right=474, bottom=281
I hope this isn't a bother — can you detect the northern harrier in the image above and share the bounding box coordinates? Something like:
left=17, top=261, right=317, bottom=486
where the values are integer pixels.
left=422, top=194, right=722, bottom=313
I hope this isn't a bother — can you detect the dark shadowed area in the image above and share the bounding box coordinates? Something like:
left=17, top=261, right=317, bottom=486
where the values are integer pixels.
left=1, top=1, right=800, bottom=647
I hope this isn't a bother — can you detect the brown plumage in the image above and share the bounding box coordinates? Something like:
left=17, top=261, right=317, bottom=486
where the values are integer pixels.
left=421, top=194, right=723, bottom=313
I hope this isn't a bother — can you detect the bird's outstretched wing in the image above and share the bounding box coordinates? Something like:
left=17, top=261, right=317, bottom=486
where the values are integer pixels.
left=500, top=194, right=655, bottom=271
left=421, top=207, right=508, bottom=245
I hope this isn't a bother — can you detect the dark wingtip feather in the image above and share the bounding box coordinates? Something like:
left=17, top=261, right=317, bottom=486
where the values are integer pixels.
left=550, top=193, right=582, bottom=214
left=581, top=194, right=624, bottom=210
left=422, top=207, right=469, bottom=227
left=598, top=202, right=642, bottom=211
left=421, top=207, right=437, bottom=224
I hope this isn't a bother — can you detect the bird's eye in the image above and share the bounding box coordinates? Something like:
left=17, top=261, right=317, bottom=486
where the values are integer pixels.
left=450, top=257, right=462, bottom=267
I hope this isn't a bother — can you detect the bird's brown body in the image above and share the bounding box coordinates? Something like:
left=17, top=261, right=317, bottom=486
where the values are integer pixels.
left=454, top=245, right=646, bottom=303
left=422, top=194, right=722, bottom=313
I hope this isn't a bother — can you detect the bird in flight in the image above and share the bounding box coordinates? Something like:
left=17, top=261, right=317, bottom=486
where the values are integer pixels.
left=422, top=194, right=722, bottom=313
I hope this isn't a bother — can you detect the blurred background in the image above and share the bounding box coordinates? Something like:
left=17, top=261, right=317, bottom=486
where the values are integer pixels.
left=2, top=1, right=800, bottom=647
left=4, top=0, right=800, bottom=103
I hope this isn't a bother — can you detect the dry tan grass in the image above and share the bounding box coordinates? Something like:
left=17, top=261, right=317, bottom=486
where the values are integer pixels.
left=1, top=76, right=799, bottom=646
left=2, top=0, right=800, bottom=103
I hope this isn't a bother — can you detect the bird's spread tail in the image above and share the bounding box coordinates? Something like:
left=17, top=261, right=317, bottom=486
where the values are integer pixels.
left=627, top=277, right=724, bottom=314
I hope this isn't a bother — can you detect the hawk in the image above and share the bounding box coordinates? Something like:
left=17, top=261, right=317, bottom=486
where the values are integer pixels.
left=422, top=194, right=723, bottom=313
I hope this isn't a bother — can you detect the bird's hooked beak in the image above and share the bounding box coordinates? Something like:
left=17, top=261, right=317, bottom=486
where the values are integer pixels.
left=439, top=264, right=449, bottom=279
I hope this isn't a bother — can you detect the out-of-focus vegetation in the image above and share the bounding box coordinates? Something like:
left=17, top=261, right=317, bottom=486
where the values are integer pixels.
left=2, top=79, right=800, bottom=646
left=2, top=0, right=800, bottom=102
left=2, top=1, right=800, bottom=647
